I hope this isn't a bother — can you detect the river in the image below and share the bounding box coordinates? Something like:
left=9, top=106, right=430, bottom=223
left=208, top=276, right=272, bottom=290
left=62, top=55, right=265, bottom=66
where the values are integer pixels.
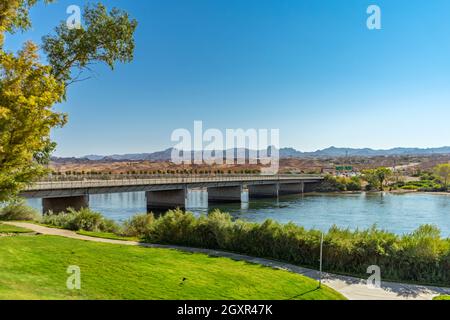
left=27, top=191, right=450, bottom=237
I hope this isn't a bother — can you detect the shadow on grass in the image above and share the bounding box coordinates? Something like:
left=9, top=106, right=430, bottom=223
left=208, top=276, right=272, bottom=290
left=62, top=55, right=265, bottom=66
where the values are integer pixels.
left=286, top=287, right=322, bottom=300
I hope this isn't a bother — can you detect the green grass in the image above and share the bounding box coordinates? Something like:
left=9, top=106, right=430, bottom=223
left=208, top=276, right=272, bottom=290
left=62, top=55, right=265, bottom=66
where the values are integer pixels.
left=31, top=221, right=67, bottom=229
left=14, top=222, right=137, bottom=241
left=0, top=235, right=345, bottom=300
left=77, top=230, right=140, bottom=242
left=433, top=295, right=450, bottom=300
left=0, top=223, right=33, bottom=234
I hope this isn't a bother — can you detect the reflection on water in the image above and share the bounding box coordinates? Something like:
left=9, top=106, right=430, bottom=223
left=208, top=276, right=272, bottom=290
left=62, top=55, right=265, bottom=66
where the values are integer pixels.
left=27, top=191, right=450, bottom=237
left=186, top=188, right=208, bottom=210
left=186, top=188, right=249, bottom=212
left=91, top=192, right=147, bottom=222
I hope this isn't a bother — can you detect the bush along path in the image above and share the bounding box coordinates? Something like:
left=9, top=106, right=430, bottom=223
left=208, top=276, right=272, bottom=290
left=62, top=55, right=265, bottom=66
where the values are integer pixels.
left=4, top=221, right=450, bottom=300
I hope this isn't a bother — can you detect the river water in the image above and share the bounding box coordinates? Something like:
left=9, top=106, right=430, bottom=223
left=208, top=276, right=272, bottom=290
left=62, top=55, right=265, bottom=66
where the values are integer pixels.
left=28, top=191, right=450, bottom=236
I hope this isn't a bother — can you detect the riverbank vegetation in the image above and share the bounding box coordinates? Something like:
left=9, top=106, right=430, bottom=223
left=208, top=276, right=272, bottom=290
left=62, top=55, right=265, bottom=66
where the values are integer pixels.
left=40, top=208, right=119, bottom=233
left=319, top=163, right=450, bottom=193
left=131, top=210, right=450, bottom=286
left=0, top=200, right=40, bottom=221
left=393, top=178, right=446, bottom=192
left=362, top=167, right=392, bottom=191
left=391, top=167, right=450, bottom=192
left=314, top=175, right=362, bottom=192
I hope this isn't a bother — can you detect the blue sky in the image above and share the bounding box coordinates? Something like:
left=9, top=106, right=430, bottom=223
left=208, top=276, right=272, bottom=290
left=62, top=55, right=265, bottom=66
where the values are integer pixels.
left=5, top=0, right=450, bottom=156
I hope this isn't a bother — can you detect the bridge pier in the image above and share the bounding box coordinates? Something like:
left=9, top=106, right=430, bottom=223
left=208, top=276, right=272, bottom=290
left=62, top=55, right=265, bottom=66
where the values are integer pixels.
left=304, top=182, right=321, bottom=193
left=208, top=186, right=242, bottom=203
left=279, top=182, right=304, bottom=195
left=42, top=195, right=89, bottom=214
left=248, top=184, right=279, bottom=199
left=146, top=189, right=186, bottom=212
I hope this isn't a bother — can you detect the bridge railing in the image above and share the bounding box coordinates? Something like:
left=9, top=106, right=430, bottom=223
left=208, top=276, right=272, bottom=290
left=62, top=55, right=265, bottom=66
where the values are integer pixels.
left=37, top=173, right=321, bottom=182
left=24, top=175, right=323, bottom=191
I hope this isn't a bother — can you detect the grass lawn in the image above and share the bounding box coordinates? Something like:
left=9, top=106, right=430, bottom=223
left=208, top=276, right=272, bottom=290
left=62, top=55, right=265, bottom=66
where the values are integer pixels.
left=434, top=295, right=450, bottom=300
left=0, top=234, right=345, bottom=300
left=0, top=223, right=33, bottom=234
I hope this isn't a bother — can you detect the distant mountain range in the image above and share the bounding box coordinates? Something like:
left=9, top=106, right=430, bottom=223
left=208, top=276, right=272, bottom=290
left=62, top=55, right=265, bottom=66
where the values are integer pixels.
left=82, top=148, right=174, bottom=162
left=279, top=146, right=450, bottom=158
left=52, top=146, right=450, bottom=162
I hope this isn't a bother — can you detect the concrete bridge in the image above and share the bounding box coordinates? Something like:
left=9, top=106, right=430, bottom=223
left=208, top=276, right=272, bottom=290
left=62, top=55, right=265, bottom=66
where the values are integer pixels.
left=20, top=175, right=324, bottom=213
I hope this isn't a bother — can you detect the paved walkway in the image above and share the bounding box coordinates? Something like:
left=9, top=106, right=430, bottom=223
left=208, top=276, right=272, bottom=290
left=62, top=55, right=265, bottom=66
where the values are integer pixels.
left=5, top=221, right=450, bottom=300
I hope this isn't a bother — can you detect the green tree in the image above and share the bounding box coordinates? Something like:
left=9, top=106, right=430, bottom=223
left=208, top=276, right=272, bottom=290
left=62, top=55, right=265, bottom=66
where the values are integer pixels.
left=434, top=164, right=450, bottom=190
left=0, top=1, right=137, bottom=202
left=363, top=167, right=392, bottom=191
left=345, top=176, right=362, bottom=191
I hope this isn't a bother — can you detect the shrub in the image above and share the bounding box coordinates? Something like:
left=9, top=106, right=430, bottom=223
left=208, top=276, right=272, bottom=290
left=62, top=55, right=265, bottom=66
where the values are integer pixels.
left=149, top=209, right=198, bottom=245
left=70, top=208, right=103, bottom=231
left=0, top=199, right=39, bottom=221
left=314, top=175, right=362, bottom=192
left=398, top=179, right=447, bottom=192
left=314, top=175, right=346, bottom=192
left=41, top=211, right=76, bottom=228
left=346, top=177, right=362, bottom=191
left=99, top=218, right=121, bottom=234
left=401, top=185, right=417, bottom=190
left=122, top=213, right=155, bottom=237
left=41, top=208, right=119, bottom=232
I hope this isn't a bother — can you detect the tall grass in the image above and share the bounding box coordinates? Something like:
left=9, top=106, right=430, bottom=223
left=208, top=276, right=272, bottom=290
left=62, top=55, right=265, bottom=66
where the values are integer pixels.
left=138, top=209, right=450, bottom=285
left=122, top=213, right=154, bottom=237
left=0, top=199, right=39, bottom=221
left=41, top=208, right=119, bottom=233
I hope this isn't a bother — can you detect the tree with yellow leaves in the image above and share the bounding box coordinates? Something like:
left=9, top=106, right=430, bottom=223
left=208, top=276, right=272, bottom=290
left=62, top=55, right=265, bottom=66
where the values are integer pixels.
left=434, top=164, right=450, bottom=190
left=0, top=0, right=137, bottom=201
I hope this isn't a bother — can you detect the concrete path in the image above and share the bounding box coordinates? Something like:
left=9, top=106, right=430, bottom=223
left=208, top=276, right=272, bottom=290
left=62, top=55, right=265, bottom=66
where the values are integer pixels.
left=4, top=221, right=450, bottom=300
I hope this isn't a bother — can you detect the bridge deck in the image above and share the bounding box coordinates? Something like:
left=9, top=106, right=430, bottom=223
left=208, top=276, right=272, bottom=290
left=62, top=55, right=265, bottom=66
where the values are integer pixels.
left=21, top=175, right=323, bottom=198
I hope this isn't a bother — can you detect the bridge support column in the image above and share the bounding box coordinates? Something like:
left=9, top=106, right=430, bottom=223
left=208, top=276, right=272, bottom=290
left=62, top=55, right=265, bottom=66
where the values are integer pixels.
left=42, top=195, right=89, bottom=214
left=279, top=182, right=304, bottom=195
left=146, top=189, right=186, bottom=212
left=304, top=182, right=321, bottom=193
left=248, top=184, right=279, bottom=199
left=208, top=186, right=242, bottom=203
